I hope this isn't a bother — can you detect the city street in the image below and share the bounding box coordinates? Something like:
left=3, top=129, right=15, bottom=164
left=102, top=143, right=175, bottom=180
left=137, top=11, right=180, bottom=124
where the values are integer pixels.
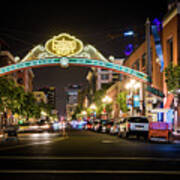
left=0, top=129, right=180, bottom=179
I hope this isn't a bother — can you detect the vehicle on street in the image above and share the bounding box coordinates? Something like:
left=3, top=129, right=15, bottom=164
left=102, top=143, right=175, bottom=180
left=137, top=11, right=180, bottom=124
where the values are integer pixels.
left=109, top=120, right=122, bottom=135
left=118, top=116, right=149, bottom=139
left=101, top=120, right=114, bottom=133
left=84, top=122, right=93, bottom=130
left=92, top=120, right=101, bottom=131
left=18, top=122, right=52, bottom=133
left=149, top=122, right=173, bottom=143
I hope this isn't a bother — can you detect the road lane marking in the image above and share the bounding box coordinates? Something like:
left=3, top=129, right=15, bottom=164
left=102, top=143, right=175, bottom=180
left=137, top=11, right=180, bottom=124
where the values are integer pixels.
left=0, top=170, right=180, bottom=175
left=0, top=136, right=69, bottom=152
left=0, top=156, right=180, bottom=161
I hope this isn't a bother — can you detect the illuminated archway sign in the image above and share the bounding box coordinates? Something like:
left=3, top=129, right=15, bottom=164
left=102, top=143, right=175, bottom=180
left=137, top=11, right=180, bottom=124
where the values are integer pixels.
left=45, top=33, right=84, bottom=57
left=0, top=57, right=149, bottom=83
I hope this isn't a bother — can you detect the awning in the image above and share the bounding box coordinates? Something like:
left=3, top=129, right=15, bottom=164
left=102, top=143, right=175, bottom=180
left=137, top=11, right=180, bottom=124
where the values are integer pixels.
left=164, top=94, right=174, bottom=109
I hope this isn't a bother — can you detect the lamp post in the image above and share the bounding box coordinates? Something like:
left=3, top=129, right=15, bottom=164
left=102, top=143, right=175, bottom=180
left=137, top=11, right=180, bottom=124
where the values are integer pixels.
left=126, top=79, right=141, bottom=116
left=102, top=96, right=112, bottom=120
left=81, top=111, right=87, bottom=121
left=89, top=104, right=97, bottom=121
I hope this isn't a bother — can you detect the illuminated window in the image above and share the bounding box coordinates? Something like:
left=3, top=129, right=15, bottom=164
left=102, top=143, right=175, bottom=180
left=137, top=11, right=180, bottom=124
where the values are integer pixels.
left=101, top=74, right=109, bottom=80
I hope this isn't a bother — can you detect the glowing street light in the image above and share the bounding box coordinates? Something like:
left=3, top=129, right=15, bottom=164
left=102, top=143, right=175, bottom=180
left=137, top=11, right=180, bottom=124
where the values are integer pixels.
left=126, top=79, right=141, bottom=116
left=102, top=96, right=112, bottom=104
left=102, top=96, right=112, bottom=120
left=81, top=111, right=87, bottom=116
left=90, top=104, right=97, bottom=110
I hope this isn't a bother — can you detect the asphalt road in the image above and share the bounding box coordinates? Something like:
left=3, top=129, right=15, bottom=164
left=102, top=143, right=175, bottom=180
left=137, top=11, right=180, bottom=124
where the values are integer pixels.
left=1, top=129, right=180, bottom=179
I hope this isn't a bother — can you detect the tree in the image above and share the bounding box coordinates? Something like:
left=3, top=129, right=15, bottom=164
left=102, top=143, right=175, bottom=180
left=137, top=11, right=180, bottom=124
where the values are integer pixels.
left=116, top=91, right=129, bottom=114
left=165, top=64, right=180, bottom=92
left=164, top=64, right=180, bottom=130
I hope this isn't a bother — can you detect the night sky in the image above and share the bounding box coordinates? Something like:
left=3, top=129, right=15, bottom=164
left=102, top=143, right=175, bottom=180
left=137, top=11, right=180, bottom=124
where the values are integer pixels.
left=0, top=1, right=168, bottom=115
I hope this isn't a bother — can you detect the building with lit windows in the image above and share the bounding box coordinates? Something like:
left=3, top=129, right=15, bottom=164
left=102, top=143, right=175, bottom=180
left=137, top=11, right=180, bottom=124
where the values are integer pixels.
left=38, top=87, right=56, bottom=109
left=33, top=91, right=48, bottom=104
left=0, top=39, right=16, bottom=79
left=0, top=39, right=34, bottom=92
left=120, top=0, right=180, bottom=129
left=65, top=84, right=82, bottom=120
left=96, top=58, right=125, bottom=90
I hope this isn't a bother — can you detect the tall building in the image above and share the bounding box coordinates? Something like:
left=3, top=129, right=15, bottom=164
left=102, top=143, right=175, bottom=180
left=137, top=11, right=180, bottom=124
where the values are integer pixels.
left=65, top=84, right=82, bottom=120
left=38, top=87, right=56, bottom=109
left=33, top=91, right=48, bottom=104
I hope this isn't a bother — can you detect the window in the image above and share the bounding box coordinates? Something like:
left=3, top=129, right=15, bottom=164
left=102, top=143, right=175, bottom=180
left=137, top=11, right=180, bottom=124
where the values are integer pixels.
left=101, top=74, right=109, bottom=80
left=17, top=78, right=23, bottom=85
left=167, top=38, right=173, bottom=63
left=132, top=59, right=140, bottom=70
left=142, top=53, right=146, bottom=68
left=135, top=59, right=140, bottom=70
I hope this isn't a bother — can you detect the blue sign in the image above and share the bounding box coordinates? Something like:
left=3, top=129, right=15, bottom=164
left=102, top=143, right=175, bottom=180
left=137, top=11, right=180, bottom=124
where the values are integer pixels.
left=151, top=25, right=164, bottom=72
left=166, top=109, right=174, bottom=124
left=152, top=18, right=162, bottom=32
left=124, top=44, right=134, bottom=56
left=133, top=95, right=140, bottom=107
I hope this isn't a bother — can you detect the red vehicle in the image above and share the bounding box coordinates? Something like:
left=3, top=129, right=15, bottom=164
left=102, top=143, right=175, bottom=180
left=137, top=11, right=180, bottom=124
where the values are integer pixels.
left=84, top=122, right=93, bottom=130
left=148, top=122, right=172, bottom=142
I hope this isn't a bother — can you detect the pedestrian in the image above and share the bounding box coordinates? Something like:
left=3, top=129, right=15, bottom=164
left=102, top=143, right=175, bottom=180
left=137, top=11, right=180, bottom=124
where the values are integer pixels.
left=62, top=121, right=66, bottom=136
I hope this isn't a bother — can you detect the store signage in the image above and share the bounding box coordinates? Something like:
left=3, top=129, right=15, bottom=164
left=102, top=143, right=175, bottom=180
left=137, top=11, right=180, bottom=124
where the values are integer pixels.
left=45, top=33, right=83, bottom=57
left=0, top=57, right=149, bottom=82
left=133, top=95, right=140, bottom=107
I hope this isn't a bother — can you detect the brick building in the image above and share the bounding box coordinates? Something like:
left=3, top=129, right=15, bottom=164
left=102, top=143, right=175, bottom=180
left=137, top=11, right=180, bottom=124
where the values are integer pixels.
left=119, top=0, right=180, bottom=128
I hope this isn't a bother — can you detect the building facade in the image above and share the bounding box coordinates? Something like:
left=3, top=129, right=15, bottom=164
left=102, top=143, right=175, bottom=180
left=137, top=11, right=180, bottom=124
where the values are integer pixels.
left=33, top=91, right=48, bottom=104
left=118, top=1, right=180, bottom=128
left=15, top=69, right=34, bottom=92
left=95, top=58, right=125, bottom=90
left=65, top=84, right=82, bottom=121
left=38, top=87, right=56, bottom=109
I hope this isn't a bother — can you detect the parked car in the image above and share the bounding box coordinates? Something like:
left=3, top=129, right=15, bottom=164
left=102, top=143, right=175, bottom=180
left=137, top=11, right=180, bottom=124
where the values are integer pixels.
left=84, top=122, right=93, bottom=130
left=109, top=120, right=122, bottom=135
left=118, top=116, right=149, bottom=139
left=101, top=120, right=114, bottom=133
left=92, top=120, right=101, bottom=131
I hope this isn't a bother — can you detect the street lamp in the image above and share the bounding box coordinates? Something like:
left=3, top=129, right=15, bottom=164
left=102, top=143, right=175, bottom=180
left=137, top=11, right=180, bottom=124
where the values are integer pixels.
left=81, top=111, right=87, bottom=121
left=81, top=111, right=87, bottom=116
left=90, top=104, right=97, bottom=111
left=89, top=104, right=97, bottom=121
left=102, top=96, right=112, bottom=120
left=102, top=96, right=112, bottom=104
left=126, top=79, right=141, bottom=116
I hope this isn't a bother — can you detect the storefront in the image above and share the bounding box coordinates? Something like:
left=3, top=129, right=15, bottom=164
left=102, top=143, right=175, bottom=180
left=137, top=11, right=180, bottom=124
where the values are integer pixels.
left=146, top=86, right=165, bottom=122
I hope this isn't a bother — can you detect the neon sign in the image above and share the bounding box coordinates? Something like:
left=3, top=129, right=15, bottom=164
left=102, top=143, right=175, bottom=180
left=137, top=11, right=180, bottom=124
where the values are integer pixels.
left=0, top=57, right=149, bottom=83
left=45, top=33, right=83, bottom=57
left=124, top=44, right=134, bottom=56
